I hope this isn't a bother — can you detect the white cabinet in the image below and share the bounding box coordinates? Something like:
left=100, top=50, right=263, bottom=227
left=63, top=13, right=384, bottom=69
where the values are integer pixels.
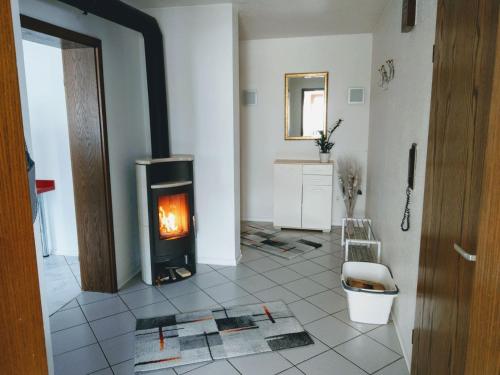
left=273, top=160, right=333, bottom=232
left=273, top=164, right=302, bottom=228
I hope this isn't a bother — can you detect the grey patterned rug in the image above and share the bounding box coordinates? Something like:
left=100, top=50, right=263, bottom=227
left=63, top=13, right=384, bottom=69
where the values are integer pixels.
left=241, top=223, right=322, bottom=259
left=134, top=301, right=313, bottom=372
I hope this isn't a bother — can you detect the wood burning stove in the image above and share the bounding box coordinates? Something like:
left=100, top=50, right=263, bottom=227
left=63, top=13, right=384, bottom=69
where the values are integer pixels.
left=136, top=156, right=196, bottom=285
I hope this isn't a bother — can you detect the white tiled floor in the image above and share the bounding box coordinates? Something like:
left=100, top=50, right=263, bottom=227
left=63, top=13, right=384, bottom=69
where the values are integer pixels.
left=43, top=255, right=81, bottom=315
left=49, top=222, right=408, bottom=375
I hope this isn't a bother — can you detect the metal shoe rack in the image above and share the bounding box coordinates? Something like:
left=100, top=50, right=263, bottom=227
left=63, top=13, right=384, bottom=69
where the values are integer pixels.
left=341, top=218, right=381, bottom=263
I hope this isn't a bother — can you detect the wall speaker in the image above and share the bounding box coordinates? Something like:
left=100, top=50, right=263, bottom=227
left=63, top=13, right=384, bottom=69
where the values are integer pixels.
left=242, top=89, right=257, bottom=106
left=348, top=88, right=365, bottom=104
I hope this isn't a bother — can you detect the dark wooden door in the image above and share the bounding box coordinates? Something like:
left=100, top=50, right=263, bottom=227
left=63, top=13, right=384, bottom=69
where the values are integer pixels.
left=62, top=46, right=117, bottom=293
left=412, top=1, right=499, bottom=374
left=20, top=16, right=117, bottom=293
left=0, top=2, right=48, bottom=373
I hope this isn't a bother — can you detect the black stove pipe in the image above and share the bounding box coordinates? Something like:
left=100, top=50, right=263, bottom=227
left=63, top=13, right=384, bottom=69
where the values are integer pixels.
left=56, top=0, right=170, bottom=158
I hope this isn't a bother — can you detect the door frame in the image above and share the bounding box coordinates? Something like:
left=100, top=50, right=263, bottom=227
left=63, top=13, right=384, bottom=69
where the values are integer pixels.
left=20, top=15, right=117, bottom=293
left=465, top=9, right=500, bottom=374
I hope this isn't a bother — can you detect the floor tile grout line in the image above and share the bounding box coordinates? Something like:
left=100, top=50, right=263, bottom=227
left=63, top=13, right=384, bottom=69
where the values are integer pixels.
left=50, top=320, right=89, bottom=334
left=329, top=349, right=371, bottom=374
left=174, top=361, right=212, bottom=375
left=75, top=298, right=114, bottom=371
left=276, top=346, right=330, bottom=368
left=52, top=341, right=98, bottom=358
left=367, top=356, right=405, bottom=374
left=63, top=255, right=82, bottom=287
left=226, top=359, right=243, bottom=375
left=355, top=332, right=405, bottom=358
left=77, top=293, right=118, bottom=307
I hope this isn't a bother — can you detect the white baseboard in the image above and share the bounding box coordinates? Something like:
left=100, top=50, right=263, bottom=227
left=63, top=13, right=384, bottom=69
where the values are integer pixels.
left=197, top=256, right=239, bottom=267
left=392, top=313, right=412, bottom=371
left=118, top=267, right=141, bottom=290
left=241, top=216, right=272, bottom=223
left=242, top=216, right=343, bottom=227
left=51, top=250, right=78, bottom=257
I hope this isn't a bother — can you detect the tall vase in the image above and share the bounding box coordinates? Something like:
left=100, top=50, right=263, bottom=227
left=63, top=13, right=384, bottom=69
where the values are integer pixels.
left=344, top=194, right=358, bottom=219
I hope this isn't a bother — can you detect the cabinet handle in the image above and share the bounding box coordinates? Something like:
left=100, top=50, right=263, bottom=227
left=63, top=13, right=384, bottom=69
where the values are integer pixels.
left=453, top=243, right=476, bottom=262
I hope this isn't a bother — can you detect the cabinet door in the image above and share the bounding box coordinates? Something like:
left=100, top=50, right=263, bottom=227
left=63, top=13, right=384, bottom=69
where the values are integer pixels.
left=273, top=164, right=302, bottom=228
left=302, top=185, right=332, bottom=230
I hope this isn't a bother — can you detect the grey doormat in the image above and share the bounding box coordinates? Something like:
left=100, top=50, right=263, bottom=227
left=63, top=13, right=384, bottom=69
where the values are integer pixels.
left=241, top=224, right=322, bottom=259
left=134, top=301, right=313, bottom=373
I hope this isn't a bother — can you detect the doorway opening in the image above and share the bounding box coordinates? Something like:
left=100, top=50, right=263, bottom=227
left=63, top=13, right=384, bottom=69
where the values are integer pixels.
left=21, top=16, right=117, bottom=315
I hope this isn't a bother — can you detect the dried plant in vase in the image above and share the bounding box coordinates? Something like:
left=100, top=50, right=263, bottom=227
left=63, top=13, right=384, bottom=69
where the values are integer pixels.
left=337, top=158, right=362, bottom=229
left=315, top=119, right=343, bottom=162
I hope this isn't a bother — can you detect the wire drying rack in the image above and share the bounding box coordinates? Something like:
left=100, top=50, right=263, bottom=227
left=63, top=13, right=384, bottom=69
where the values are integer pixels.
left=341, top=218, right=381, bottom=263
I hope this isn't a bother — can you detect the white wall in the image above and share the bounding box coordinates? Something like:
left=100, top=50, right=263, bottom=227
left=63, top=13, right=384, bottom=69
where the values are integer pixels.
left=23, top=40, right=79, bottom=257
left=19, top=0, right=151, bottom=287
left=148, top=4, right=241, bottom=265
left=365, top=0, right=437, bottom=368
left=240, top=34, right=372, bottom=225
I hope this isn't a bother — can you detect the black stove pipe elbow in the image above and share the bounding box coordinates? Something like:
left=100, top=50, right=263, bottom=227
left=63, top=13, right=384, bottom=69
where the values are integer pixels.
left=56, top=0, right=170, bottom=158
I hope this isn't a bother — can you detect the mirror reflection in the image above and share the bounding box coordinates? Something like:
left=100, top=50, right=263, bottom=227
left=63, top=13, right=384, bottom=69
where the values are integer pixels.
left=285, top=72, right=328, bottom=140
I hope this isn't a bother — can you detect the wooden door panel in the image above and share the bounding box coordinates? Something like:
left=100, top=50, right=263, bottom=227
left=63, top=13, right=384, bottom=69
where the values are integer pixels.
left=412, top=0, right=499, bottom=374
left=0, top=1, right=48, bottom=373
left=63, top=47, right=116, bottom=292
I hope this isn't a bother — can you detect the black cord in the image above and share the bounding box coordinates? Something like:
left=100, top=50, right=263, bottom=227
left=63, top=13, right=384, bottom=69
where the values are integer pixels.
left=401, top=187, right=412, bottom=232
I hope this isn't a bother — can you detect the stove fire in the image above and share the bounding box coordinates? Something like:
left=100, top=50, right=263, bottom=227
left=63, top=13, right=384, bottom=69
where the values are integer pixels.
left=158, top=193, right=189, bottom=240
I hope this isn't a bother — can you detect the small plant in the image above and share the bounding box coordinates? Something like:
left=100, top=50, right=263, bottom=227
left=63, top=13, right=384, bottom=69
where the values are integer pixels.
left=315, top=119, right=343, bottom=153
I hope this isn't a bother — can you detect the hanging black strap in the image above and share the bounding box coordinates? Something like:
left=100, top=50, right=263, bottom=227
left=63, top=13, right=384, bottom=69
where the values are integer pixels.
left=401, top=187, right=412, bottom=232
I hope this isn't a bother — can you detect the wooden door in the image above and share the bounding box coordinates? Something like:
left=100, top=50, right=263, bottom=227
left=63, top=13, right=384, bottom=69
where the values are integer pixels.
left=21, top=16, right=117, bottom=293
left=0, top=2, right=48, bottom=373
left=62, top=46, right=116, bottom=292
left=412, top=1, right=499, bottom=374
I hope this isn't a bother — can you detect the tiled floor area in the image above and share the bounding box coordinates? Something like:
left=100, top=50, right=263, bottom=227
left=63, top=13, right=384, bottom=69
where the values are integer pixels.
left=49, top=223, right=408, bottom=375
left=43, top=255, right=81, bottom=315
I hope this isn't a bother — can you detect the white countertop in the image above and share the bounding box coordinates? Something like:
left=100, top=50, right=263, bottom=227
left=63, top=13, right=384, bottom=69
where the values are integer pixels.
left=274, top=159, right=334, bottom=165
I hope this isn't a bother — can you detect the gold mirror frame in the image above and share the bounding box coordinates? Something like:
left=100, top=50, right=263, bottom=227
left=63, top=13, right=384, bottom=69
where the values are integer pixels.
left=284, top=72, right=328, bottom=140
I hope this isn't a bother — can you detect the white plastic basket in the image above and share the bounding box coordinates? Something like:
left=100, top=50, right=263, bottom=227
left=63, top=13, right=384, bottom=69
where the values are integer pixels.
left=341, top=261, right=398, bottom=324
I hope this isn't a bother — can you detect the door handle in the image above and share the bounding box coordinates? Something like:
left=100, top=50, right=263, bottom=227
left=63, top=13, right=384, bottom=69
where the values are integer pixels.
left=453, top=243, right=477, bottom=262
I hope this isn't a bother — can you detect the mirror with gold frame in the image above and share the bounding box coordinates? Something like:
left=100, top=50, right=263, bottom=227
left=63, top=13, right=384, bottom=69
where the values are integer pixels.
left=285, top=72, right=328, bottom=140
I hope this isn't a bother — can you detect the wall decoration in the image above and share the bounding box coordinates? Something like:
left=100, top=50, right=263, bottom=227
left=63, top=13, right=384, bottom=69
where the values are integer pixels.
left=378, top=59, right=395, bottom=89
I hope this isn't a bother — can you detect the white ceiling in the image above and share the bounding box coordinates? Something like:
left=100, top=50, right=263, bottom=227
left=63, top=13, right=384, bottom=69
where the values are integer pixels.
left=128, top=0, right=390, bottom=40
